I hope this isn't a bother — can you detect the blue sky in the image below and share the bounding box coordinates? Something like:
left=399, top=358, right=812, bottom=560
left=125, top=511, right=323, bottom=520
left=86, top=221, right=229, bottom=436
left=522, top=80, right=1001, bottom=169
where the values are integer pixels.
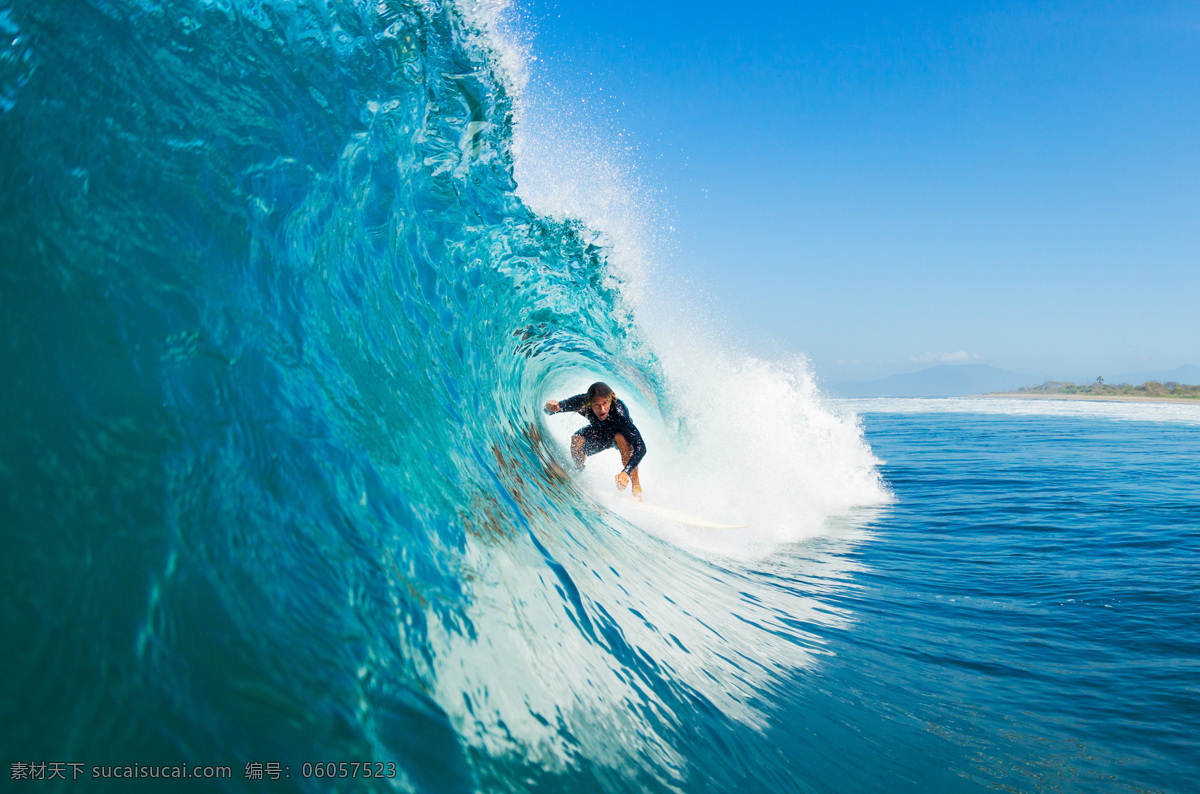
left=513, top=0, right=1199, bottom=383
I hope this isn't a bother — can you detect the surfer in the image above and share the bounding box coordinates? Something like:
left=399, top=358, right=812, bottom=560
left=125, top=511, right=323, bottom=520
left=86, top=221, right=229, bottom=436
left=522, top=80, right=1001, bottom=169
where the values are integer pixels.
left=544, top=382, right=646, bottom=500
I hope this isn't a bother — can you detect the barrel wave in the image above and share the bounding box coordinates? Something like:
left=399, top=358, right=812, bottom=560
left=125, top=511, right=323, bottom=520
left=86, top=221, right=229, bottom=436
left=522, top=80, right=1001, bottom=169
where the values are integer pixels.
left=0, top=1, right=886, bottom=790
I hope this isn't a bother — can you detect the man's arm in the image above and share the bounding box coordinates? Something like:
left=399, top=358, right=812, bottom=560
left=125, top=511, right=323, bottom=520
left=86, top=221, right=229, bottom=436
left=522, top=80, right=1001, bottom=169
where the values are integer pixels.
left=545, top=393, right=587, bottom=414
left=613, top=402, right=646, bottom=473
left=621, top=432, right=646, bottom=474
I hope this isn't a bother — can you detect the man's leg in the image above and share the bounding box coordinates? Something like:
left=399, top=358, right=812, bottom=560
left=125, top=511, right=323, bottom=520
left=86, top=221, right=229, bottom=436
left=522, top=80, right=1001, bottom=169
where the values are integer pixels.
left=614, top=434, right=643, bottom=499
left=570, top=433, right=586, bottom=469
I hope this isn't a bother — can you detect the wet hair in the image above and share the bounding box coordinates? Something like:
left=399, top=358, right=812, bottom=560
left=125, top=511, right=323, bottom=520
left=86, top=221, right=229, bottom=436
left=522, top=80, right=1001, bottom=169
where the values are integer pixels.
left=585, top=381, right=617, bottom=408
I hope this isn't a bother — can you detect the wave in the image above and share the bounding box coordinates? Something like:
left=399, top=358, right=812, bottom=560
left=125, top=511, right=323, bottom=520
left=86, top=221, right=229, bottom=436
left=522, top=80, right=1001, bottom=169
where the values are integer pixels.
left=0, top=0, right=887, bottom=788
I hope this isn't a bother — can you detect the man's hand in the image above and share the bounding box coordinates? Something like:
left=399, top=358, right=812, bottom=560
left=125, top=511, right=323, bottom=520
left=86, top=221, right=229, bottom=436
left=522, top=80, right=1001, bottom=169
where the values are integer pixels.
left=544, top=400, right=560, bottom=414
left=615, top=471, right=630, bottom=491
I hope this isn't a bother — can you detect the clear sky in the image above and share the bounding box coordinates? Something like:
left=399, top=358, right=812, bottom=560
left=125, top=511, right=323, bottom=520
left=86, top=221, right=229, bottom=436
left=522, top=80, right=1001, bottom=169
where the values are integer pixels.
left=511, top=0, right=1199, bottom=383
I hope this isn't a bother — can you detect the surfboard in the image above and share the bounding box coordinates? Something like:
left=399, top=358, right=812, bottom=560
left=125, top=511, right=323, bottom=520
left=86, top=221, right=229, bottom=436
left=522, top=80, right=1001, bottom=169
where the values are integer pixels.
left=632, top=501, right=749, bottom=530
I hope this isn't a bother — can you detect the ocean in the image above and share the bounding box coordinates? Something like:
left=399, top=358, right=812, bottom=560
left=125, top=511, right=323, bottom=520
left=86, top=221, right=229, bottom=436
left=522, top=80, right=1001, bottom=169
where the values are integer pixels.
left=2, top=0, right=1197, bottom=791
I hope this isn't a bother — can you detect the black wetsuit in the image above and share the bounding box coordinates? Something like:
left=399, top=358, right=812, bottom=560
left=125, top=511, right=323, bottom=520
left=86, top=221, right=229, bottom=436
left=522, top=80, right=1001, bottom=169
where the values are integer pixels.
left=553, top=394, right=646, bottom=475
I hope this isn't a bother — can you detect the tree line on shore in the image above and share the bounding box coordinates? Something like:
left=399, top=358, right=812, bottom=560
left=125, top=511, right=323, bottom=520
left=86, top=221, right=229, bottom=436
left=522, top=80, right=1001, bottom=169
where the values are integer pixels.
left=1014, top=379, right=1200, bottom=399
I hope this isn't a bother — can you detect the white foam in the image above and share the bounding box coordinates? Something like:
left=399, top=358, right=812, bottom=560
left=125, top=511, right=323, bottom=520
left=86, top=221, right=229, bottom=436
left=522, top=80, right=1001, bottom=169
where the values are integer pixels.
left=542, top=335, right=890, bottom=559
left=458, top=0, right=531, bottom=100
left=842, top=396, right=1200, bottom=426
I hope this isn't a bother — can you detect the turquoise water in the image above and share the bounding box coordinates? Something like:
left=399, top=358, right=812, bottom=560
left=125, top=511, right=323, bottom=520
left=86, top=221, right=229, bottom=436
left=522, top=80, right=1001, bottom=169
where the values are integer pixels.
left=3, top=1, right=1198, bottom=791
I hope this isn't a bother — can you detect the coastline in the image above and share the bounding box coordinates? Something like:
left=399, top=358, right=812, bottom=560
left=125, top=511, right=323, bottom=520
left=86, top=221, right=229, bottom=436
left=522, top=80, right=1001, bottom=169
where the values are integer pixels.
left=980, top=392, right=1200, bottom=405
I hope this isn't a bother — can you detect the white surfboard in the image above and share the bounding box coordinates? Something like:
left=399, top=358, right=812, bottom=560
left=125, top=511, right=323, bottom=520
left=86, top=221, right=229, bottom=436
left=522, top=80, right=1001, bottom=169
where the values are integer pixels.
left=632, top=501, right=749, bottom=530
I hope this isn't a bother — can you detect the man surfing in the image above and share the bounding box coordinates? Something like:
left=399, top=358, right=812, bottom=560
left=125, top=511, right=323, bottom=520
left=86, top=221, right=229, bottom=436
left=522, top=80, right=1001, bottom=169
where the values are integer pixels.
left=544, top=381, right=646, bottom=500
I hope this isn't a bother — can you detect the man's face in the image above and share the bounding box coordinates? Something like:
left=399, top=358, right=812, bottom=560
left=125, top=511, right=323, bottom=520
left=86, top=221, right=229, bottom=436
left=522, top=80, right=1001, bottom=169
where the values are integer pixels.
left=592, top=396, right=612, bottom=421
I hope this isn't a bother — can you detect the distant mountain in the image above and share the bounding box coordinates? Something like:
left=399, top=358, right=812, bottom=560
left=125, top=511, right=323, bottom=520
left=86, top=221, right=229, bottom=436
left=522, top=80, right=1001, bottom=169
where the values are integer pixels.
left=1105, top=365, right=1200, bottom=386
left=828, top=364, right=1035, bottom=398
